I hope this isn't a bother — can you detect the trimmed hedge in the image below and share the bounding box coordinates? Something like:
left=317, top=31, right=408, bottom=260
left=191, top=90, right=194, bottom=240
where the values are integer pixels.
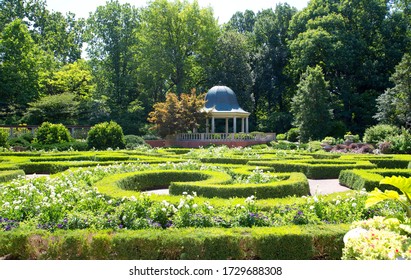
left=339, top=168, right=411, bottom=191
left=0, top=224, right=349, bottom=260
left=251, top=159, right=376, bottom=179
left=93, top=169, right=309, bottom=199
left=170, top=172, right=310, bottom=199
left=0, top=170, right=25, bottom=182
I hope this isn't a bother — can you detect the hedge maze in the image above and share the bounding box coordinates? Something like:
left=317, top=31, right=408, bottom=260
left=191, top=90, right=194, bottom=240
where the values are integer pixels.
left=0, top=148, right=410, bottom=259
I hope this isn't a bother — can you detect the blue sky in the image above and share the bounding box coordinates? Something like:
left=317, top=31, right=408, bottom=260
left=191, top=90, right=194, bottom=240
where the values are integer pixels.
left=46, top=0, right=309, bottom=23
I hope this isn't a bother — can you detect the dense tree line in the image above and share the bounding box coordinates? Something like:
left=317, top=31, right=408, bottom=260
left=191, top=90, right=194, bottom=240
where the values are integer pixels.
left=0, top=0, right=410, bottom=138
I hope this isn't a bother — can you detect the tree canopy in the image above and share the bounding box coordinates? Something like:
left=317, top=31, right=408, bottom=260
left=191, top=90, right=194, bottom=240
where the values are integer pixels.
left=0, top=0, right=410, bottom=140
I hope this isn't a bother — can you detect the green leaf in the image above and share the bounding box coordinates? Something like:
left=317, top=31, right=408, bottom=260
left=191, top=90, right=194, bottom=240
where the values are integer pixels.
left=365, top=188, right=400, bottom=208
left=380, top=176, right=411, bottom=201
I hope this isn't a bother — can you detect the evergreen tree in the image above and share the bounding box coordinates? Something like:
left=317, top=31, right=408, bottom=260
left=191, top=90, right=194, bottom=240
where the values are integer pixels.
left=290, top=65, right=333, bottom=142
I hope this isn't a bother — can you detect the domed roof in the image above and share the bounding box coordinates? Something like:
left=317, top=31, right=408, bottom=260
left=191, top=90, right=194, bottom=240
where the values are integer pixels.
left=205, top=86, right=247, bottom=112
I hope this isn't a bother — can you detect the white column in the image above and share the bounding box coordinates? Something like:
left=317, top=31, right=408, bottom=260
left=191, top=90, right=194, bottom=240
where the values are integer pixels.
left=206, top=118, right=209, bottom=134
left=225, top=118, right=229, bottom=134
left=211, top=117, right=215, bottom=133
left=246, top=118, right=249, bottom=133
left=241, top=118, right=245, bottom=133
left=233, top=117, right=237, bottom=133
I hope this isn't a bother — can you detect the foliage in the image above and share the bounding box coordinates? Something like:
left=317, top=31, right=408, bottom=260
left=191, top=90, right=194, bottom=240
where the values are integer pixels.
left=23, top=93, right=80, bottom=125
left=0, top=129, right=8, bottom=148
left=291, top=66, right=332, bottom=142
left=342, top=216, right=411, bottom=260
left=137, top=0, right=219, bottom=96
left=286, top=127, right=300, bottom=142
left=87, top=121, right=125, bottom=150
left=384, top=129, right=411, bottom=154
left=375, top=53, right=411, bottom=127
left=34, top=122, right=71, bottom=145
left=148, top=92, right=208, bottom=138
left=0, top=19, right=46, bottom=113
left=363, top=124, right=401, bottom=145
left=366, top=176, right=411, bottom=218
left=124, top=135, right=148, bottom=150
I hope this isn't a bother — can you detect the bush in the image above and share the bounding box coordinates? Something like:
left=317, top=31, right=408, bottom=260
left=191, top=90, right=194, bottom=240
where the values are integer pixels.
left=0, top=129, right=9, bottom=148
left=34, top=122, right=71, bottom=145
left=322, top=136, right=336, bottom=145
left=87, top=121, right=125, bottom=150
left=287, top=128, right=300, bottom=142
left=307, top=141, right=322, bottom=152
left=124, top=135, right=148, bottom=149
left=7, top=132, right=33, bottom=149
left=363, top=124, right=400, bottom=145
left=276, top=133, right=286, bottom=141
left=385, top=129, right=411, bottom=154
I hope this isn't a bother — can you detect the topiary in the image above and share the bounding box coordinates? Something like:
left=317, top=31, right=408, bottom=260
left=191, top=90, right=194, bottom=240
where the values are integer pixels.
left=363, top=124, right=400, bottom=145
left=87, top=121, right=125, bottom=150
left=34, top=122, right=71, bottom=145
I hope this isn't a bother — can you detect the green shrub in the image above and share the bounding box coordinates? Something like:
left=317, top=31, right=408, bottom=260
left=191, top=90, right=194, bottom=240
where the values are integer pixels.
left=7, top=132, right=33, bottom=148
left=307, top=141, right=322, bottom=152
left=322, top=136, right=336, bottom=145
left=287, top=128, right=300, bottom=142
left=363, top=124, right=400, bottom=144
left=276, top=133, right=286, bottom=141
left=253, top=159, right=376, bottom=179
left=0, top=225, right=349, bottom=259
left=30, top=140, right=88, bottom=151
left=0, top=129, right=9, bottom=148
left=0, top=170, right=25, bottom=182
left=34, top=122, right=71, bottom=145
left=87, top=121, right=125, bottom=150
left=385, top=129, right=411, bottom=154
left=339, top=169, right=411, bottom=191
left=124, top=135, right=148, bottom=149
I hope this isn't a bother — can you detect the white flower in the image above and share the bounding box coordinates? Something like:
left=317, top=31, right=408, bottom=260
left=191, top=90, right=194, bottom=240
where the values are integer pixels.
left=14, top=206, right=19, bottom=210
left=313, top=196, right=319, bottom=203
left=335, top=200, right=340, bottom=205
left=192, top=204, right=198, bottom=208
left=107, top=200, right=112, bottom=204
left=161, top=208, right=167, bottom=212
left=182, top=192, right=188, bottom=195
left=352, top=202, right=357, bottom=208
left=208, top=205, right=213, bottom=210
left=3, top=202, right=10, bottom=207
left=309, top=205, right=315, bottom=210
left=343, top=227, right=368, bottom=244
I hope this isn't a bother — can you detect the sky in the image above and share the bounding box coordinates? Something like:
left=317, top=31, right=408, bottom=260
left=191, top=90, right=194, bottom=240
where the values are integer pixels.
left=46, top=0, right=310, bottom=23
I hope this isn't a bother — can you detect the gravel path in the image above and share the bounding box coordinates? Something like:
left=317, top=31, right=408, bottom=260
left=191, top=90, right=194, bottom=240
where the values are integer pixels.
left=308, top=179, right=350, bottom=195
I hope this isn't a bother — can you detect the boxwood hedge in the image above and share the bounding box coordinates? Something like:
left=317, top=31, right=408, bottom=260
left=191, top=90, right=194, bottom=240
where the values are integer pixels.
left=0, top=224, right=349, bottom=260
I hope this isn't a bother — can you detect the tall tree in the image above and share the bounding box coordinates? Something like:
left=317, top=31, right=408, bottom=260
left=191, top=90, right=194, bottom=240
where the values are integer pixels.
left=288, top=0, right=409, bottom=134
left=251, top=4, right=297, bottom=132
left=137, top=0, right=219, bottom=99
left=290, top=65, right=333, bottom=142
left=86, top=0, right=140, bottom=133
left=0, top=19, right=46, bottom=121
left=375, top=53, right=411, bottom=128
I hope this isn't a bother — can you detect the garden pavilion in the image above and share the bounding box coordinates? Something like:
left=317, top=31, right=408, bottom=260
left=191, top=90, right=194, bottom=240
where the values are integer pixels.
left=203, top=85, right=250, bottom=134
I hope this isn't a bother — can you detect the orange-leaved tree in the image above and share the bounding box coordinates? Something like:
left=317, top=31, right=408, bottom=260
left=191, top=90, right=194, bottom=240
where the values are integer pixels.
left=148, top=91, right=208, bottom=138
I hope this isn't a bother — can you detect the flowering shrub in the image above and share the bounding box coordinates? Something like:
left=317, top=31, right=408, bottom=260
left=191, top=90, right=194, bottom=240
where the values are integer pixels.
left=342, top=217, right=411, bottom=260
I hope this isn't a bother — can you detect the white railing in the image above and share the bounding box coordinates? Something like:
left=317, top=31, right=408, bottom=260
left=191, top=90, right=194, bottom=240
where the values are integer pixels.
left=176, top=133, right=276, bottom=142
